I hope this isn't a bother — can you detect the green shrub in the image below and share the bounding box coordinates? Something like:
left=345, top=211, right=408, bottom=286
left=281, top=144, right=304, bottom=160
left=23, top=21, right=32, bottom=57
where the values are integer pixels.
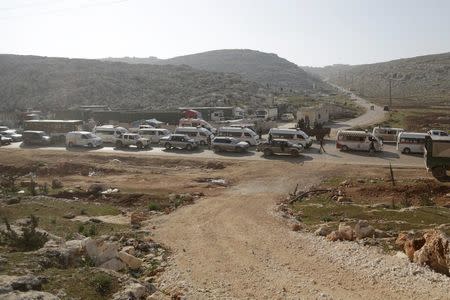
left=0, top=215, right=48, bottom=251
left=90, top=273, right=113, bottom=296
left=148, top=201, right=162, bottom=211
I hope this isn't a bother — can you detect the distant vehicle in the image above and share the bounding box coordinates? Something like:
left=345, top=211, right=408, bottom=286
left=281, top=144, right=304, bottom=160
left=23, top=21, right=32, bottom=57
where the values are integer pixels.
left=22, top=131, right=51, bottom=146
left=179, top=118, right=216, bottom=134
left=372, top=126, right=404, bottom=142
left=93, top=125, right=128, bottom=143
left=425, top=135, right=450, bottom=182
left=115, top=133, right=150, bottom=149
left=281, top=113, right=295, bottom=122
left=427, top=130, right=448, bottom=137
left=0, top=130, right=22, bottom=142
left=217, top=127, right=259, bottom=146
left=370, top=105, right=375, bottom=110
left=159, top=134, right=198, bottom=151
left=211, top=137, right=249, bottom=153
left=336, top=130, right=382, bottom=152
left=269, top=128, right=313, bottom=148
left=0, top=135, right=12, bottom=146
left=138, top=128, right=171, bottom=143
left=383, top=106, right=390, bottom=111
left=256, top=107, right=278, bottom=120
left=0, top=126, right=9, bottom=132
left=396, top=132, right=427, bottom=154
left=66, top=131, right=102, bottom=148
left=174, top=126, right=213, bottom=146
left=24, top=120, right=83, bottom=142
left=257, top=139, right=303, bottom=157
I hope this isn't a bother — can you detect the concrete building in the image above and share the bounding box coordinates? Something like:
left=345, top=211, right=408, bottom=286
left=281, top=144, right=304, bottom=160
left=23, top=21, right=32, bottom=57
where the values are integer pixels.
left=296, top=104, right=330, bottom=126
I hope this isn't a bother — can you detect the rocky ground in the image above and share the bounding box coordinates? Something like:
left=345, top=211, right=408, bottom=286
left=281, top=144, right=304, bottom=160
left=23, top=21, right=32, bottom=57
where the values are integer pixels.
left=0, top=150, right=449, bottom=299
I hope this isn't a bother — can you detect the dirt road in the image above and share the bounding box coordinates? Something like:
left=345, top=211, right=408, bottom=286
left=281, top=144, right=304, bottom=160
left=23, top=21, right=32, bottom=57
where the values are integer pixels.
left=150, top=162, right=450, bottom=299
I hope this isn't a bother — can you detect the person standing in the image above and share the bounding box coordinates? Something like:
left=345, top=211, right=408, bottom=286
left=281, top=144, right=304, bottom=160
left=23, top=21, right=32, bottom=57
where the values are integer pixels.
left=319, top=137, right=326, bottom=153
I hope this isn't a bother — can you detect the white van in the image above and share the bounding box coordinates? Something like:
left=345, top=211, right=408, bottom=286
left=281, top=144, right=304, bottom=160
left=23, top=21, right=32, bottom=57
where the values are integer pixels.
left=138, top=128, right=171, bottom=143
left=268, top=128, right=313, bottom=148
left=93, top=125, right=128, bottom=143
left=217, top=127, right=259, bottom=146
left=336, top=130, right=382, bottom=152
left=397, top=132, right=427, bottom=154
left=174, top=127, right=213, bottom=145
left=66, top=131, right=102, bottom=148
left=372, top=127, right=404, bottom=142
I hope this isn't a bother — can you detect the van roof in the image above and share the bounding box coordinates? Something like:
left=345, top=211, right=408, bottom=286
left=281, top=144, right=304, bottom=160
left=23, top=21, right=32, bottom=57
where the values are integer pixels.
left=374, top=127, right=404, bottom=131
left=398, top=132, right=427, bottom=137
left=269, top=128, right=306, bottom=134
left=23, top=130, right=46, bottom=134
left=429, top=135, right=450, bottom=141
left=67, top=131, right=92, bottom=134
left=176, top=126, right=199, bottom=130
left=337, top=130, right=371, bottom=136
left=139, top=128, right=168, bottom=131
left=219, top=127, right=252, bottom=131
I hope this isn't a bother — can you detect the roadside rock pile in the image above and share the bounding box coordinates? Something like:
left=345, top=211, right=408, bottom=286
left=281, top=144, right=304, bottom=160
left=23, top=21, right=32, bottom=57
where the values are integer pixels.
left=396, top=230, right=450, bottom=275
left=322, top=221, right=375, bottom=241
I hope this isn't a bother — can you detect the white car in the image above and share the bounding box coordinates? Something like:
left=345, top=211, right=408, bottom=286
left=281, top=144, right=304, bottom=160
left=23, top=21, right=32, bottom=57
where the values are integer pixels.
left=115, top=133, right=150, bottom=149
left=281, top=113, right=295, bottom=122
left=427, top=130, right=448, bottom=137
left=66, top=131, right=102, bottom=148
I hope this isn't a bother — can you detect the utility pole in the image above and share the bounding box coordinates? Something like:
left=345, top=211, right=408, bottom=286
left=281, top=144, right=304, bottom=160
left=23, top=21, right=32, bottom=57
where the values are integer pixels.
left=389, top=79, right=392, bottom=107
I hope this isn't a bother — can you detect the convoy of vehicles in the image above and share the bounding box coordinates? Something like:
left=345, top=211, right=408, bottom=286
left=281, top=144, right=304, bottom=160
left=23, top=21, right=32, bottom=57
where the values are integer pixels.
left=159, top=134, right=198, bottom=151
left=211, top=137, right=249, bottom=153
left=425, top=135, right=450, bottom=182
left=115, top=133, right=151, bottom=149
left=174, top=127, right=213, bottom=145
left=336, top=130, right=383, bottom=152
left=257, top=139, right=303, bottom=157
left=372, top=127, right=404, bottom=142
left=216, top=127, right=259, bottom=146
left=268, top=128, right=313, bottom=148
left=66, top=131, right=103, bottom=148
left=396, top=132, right=427, bottom=154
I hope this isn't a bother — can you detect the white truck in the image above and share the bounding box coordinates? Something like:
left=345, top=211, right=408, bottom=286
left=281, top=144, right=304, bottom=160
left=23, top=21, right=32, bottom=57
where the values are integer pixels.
left=255, top=107, right=278, bottom=121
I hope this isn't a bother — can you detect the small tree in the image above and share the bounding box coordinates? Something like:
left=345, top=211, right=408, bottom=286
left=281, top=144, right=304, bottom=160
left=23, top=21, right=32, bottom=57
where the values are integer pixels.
left=0, top=215, right=48, bottom=251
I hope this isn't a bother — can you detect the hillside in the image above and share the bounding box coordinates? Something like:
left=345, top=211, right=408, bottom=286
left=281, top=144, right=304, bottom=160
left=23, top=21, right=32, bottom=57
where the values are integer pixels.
left=104, top=49, right=321, bottom=90
left=304, top=52, right=450, bottom=107
left=0, top=54, right=268, bottom=111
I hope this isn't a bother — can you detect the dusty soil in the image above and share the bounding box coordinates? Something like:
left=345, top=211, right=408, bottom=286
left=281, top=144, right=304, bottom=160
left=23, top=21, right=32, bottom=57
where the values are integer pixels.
left=1, top=150, right=450, bottom=299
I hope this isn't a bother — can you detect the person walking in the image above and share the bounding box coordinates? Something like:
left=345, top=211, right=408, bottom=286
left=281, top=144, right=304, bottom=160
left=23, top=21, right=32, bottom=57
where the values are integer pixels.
left=319, top=137, right=326, bottom=153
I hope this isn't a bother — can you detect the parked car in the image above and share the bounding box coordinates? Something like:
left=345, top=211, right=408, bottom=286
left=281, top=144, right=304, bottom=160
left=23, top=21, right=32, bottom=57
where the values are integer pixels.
left=269, top=128, right=313, bottom=148
left=372, top=126, right=404, bottom=142
left=22, top=131, right=51, bottom=146
left=0, top=135, right=12, bottom=145
left=427, top=129, right=448, bottom=137
left=174, top=127, right=213, bottom=146
left=115, top=133, right=150, bottom=149
left=216, top=127, right=259, bottom=146
left=159, top=134, right=198, bottom=151
left=0, top=130, right=22, bottom=142
left=336, top=130, right=382, bottom=152
left=211, top=137, right=249, bottom=153
left=66, top=131, right=102, bottom=148
left=0, top=126, right=9, bottom=132
left=257, top=139, right=303, bottom=157
left=138, top=128, right=171, bottom=143
left=93, top=125, right=128, bottom=143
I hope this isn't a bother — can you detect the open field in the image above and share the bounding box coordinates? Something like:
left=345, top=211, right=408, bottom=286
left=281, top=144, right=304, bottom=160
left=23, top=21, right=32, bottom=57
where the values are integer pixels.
left=1, top=149, right=450, bottom=299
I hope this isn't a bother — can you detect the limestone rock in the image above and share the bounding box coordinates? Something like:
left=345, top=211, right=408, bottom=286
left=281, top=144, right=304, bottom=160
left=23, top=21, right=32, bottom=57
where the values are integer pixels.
left=112, top=282, right=148, bottom=300
left=338, top=223, right=354, bottom=241
left=413, top=230, right=449, bottom=275
left=326, top=231, right=342, bottom=242
left=99, top=258, right=126, bottom=271
left=0, top=275, right=45, bottom=294
left=118, top=251, right=143, bottom=270
left=83, top=238, right=119, bottom=265
left=3, top=291, right=60, bottom=300
left=315, top=225, right=332, bottom=237
left=354, top=220, right=375, bottom=239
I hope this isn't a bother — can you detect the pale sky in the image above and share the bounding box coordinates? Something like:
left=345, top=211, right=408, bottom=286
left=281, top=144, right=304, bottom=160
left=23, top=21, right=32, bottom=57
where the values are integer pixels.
left=1, top=0, right=449, bottom=67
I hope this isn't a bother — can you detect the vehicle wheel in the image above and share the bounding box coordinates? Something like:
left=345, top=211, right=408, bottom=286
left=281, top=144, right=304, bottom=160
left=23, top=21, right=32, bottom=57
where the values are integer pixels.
left=164, top=142, right=172, bottom=150
left=87, top=143, right=93, bottom=148
left=263, top=149, right=273, bottom=156
left=68, top=142, right=73, bottom=148
left=136, top=142, right=143, bottom=149
left=291, top=149, right=299, bottom=157
left=186, top=144, right=193, bottom=151
left=431, top=166, right=447, bottom=180
left=403, top=147, right=411, bottom=154
left=341, top=145, right=349, bottom=151
left=213, top=146, right=221, bottom=153
left=115, top=140, right=123, bottom=148
left=199, top=140, right=206, bottom=146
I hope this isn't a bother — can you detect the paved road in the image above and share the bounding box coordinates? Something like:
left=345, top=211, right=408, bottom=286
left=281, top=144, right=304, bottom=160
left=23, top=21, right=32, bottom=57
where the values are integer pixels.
left=1, top=141, right=424, bottom=168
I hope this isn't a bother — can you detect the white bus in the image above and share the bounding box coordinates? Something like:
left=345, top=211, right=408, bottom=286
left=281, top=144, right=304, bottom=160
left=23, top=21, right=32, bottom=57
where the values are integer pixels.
left=396, top=132, right=427, bottom=154
left=174, top=127, right=213, bottom=145
left=268, top=128, right=313, bottom=148
left=138, top=128, right=171, bottom=143
left=336, top=130, right=382, bottom=152
left=217, top=127, right=259, bottom=146
left=93, top=125, right=128, bottom=143
left=372, top=127, right=404, bottom=142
